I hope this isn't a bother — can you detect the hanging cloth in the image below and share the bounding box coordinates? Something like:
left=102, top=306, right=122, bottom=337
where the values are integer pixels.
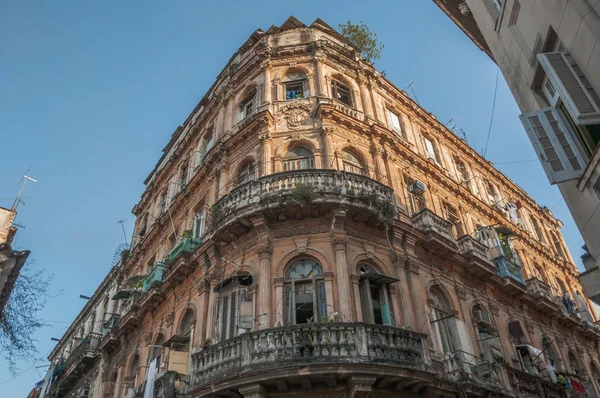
left=144, top=358, right=158, bottom=398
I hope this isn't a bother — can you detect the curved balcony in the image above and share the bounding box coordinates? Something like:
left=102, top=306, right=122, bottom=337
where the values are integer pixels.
left=209, top=170, right=396, bottom=240
left=189, top=323, right=432, bottom=397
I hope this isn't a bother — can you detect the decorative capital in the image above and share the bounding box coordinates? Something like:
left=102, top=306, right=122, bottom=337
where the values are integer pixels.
left=456, top=286, right=467, bottom=300
left=323, top=271, right=334, bottom=282
left=406, top=258, right=420, bottom=274
left=274, top=277, right=284, bottom=287
left=490, top=302, right=500, bottom=316
left=196, top=279, right=210, bottom=294
left=333, top=237, right=347, bottom=251
left=165, top=311, right=175, bottom=327
left=257, top=244, right=273, bottom=260
left=350, top=274, right=361, bottom=284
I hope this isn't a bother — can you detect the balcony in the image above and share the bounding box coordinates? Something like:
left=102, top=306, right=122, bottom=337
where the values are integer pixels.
left=441, top=350, right=504, bottom=394
left=456, top=235, right=498, bottom=280
left=139, top=263, right=166, bottom=315
left=476, top=226, right=526, bottom=295
left=164, top=238, right=203, bottom=266
left=117, top=291, right=141, bottom=334
left=524, top=278, right=560, bottom=315
left=505, top=366, right=567, bottom=398
left=154, top=371, right=187, bottom=398
left=100, top=314, right=121, bottom=352
left=189, top=323, right=431, bottom=397
left=210, top=170, right=395, bottom=240
left=411, top=209, right=458, bottom=254
left=50, top=333, right=101, bottom=396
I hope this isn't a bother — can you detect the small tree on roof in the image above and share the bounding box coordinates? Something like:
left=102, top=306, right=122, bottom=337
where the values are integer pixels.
left=338, top=21, right=384, bottom=64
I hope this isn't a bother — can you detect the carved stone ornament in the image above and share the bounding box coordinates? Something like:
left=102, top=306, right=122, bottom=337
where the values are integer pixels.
left=363, top=243, right=375, bottom=259
left=456, top=286, right=467, bottom=300
left=525, top=319, right=535, bottom=335
left=295, top=238, right=308, bottom=253
left=490, top=302, right=500, bottom=316
left=143, top=333, right=152, bottom=346
left=279, top=102, right=312, bottom=129
left=333, top=237, right=347, bottom=251
left=165, top=311, right=175, bottom=327
left=257, top=244, right=273, bottom=260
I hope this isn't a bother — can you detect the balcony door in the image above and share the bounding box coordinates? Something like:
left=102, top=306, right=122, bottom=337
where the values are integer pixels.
left=283, top=146, right=315, bottom=171
left=285, top=258, right=326, bottom=324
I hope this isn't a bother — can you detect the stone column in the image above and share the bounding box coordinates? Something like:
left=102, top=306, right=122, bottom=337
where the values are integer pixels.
left=262, top=62, right=271, bottom=104
left=261, top=135, right=272, bottom=176
left=205, top=279, right=219, bottom=340
left=406, top=258, right=428, bottom=334
left=196, top=280, right=210, bottom=345
left=314, top=57, right=327, bottom=97
left=307, top=72, right=316, bottom=97
left=323, top=271, right=335, bottom=319
left=393, top=255, right=415, bottom=329
left=333, top=237, right=352, bottom=322
left=257, top=244, right=273, bottom=329
left=239, top=384, right=267, bottom=398
left=322, top=127, right=335, bottom=169
left=371, top=145, right=388, bottom=184
left=351, top=274, right=363, bottom=322
left=225, top=94, right=235, bottom=131
left=314, top=148, right=324, bottom=169
left=273, top=78, right=281, bottom=101
left=274, top=277, right=284, bottom=326
left=358, top=75, right=374, bottom=119
left=388, top=284, right=401, bottom=326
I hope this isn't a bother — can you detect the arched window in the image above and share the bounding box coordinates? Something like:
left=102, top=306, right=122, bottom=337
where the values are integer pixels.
left=283, top=146, right=315, bottom=171
left=443, top=203, right=464, bottom=237
left=239, top=88, right=257, bottom=120
left=215, top=272, right=253, bottom=340
left=455, top=159, right=469, bottom=183
left=550, top=232, right=566, bottom=259
left=508, top=320, right=526, bottom=345
left=331, top=79, right=352, bottom=106
left=151, top=334, right=165, bottom=363
left=542, top=335, right=563, bottom=371
left=179, top=161, right=189, bottom=188
left=238, top=161, right=256, bottom=185
left=179, top=309, right=195, bottom=337
left=569, top=351, right=584, bottom=377
left=357, top=263, right=395, bottom=325
left=126, top=354, right=140, bottom=390
left=430, top=286, right=457, bottom=354
left=156, top=191, right=167, bottom=216
left=341, top=150, right=365, bottom=175
left=203, top=127, right=215, bottom=155
left=284, top=72, right=309, bottom=100
left=192, top=208, right=206, bottom=239
left=285, top=258, right=326, bottom=324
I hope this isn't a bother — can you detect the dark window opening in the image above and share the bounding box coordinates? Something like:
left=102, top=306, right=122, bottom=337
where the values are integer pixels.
left=331, top=80, right=352, bottom=106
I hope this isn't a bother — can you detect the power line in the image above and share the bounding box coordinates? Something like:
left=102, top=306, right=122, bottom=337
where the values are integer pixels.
left=483, top=68, right=500, bottom=159
left=493, top=159, right=538, bottom=165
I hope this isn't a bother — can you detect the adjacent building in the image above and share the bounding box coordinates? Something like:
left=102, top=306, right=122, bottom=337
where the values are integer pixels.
left=431, top=0, right=600, bottom=305
left=0, top=206, right=29, bottom=315
left=42, top=16, right=600, bottom=398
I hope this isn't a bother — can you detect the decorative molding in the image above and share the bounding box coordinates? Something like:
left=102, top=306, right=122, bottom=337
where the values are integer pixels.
left=363, top=243, right=375, bottom=259
left=456, top=285, right=467, bottom=300
left=294, top=238, right=308, bottom=253
left=165, top=311, right=175, bottom=328
left=257, top=244, right=273, bottom=260
left=333, top=237, right=347, bottom=251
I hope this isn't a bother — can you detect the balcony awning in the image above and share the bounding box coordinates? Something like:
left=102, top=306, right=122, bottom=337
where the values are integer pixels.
left=162, top=334, right=190, bottom=348
left=360, top=272, right=399, bottom=285
left=213, top=272, right=253, bottom=292
left=495, top=225, right=517, bottom=237
left=112, top=289, right=133, bottom=300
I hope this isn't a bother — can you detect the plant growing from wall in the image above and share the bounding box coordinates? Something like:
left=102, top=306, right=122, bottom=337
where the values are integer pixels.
left=338, top=21, right=384, bottom=63
left=359, top=191, right=397, bottom=224
left=181, top=229, right=193, bottom=239
left=290, top=183, right=318, bottom=204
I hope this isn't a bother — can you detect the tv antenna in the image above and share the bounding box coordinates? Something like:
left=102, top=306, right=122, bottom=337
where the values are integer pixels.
left=12, top=166, right=37, bottom=211
left=406, top=81, right=420, bottom=105
left=117, top=219, right=129, bottom=246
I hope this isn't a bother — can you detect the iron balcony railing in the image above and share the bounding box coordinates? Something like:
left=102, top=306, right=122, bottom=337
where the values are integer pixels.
left=475, top=227, right=524, bottom=284
left=442, top=350, right=500, bottom=389
left=190, top=322, right=426, bottom=387
left=163, top=238, right=203, bottom=266
left=142, top=262, right=165, bottom=292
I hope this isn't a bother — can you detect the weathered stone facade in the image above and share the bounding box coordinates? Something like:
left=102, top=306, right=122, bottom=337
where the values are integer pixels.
left=44, top=16, right=600, bottom=398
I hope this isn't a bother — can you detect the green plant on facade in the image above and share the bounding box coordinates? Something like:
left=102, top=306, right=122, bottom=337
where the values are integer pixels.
left=497, top=232, right=515, bottom=262
left=181, top=229, right=193, bottom=239
left=290, top=183, right=318, bottom=203
left=338, top=21, right=384, bottom=63
left=359, top=191, right=397, bottom=223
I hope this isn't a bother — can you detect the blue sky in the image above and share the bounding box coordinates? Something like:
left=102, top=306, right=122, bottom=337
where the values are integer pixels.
left=0, top=0, right=585, bottom=394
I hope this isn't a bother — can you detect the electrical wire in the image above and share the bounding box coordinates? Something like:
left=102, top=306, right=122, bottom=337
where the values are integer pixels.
left=483, top=68, right=500, bottom=159
left=492, top=159, right=538, bottom=165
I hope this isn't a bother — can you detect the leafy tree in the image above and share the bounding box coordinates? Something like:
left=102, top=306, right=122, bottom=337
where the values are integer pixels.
left=0, top=261, right=56, bottom=373
left=338, top=21, right=384, bottom=63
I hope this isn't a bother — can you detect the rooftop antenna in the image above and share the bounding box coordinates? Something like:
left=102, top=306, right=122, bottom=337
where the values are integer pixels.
left=12, top=166, right=37, bottom=211
left=406, top=81, right=420, bottom=105
left=117, top=219, right=129, bottom=246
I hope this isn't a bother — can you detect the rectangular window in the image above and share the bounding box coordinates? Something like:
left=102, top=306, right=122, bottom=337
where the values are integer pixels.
left=240, top=90, right=257, bottom=120
left=193, top=212, right=205, bottom=239
left=331, top=80, right=352, bottom=106
left=285, top=81, right=305, bottom=100
left=387, top=109, right=403, bottom=136
left=423, top=136, right=440, bottom=164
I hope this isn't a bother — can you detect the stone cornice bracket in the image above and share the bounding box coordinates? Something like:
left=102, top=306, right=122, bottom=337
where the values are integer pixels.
left=347, top=375, right=376, bottom=398
left=405, top=257, right=421, bottom=274
left=333, top=237, right=347, bottom=252
left=350, top=274, right=360, bottom=284
left=331, top=207, right=347, bottom=232
left=251, top=216, right=270, bottom=241
left=257, top=244, right=273, bottom=260
left=196, top=279, right=209, bottom=295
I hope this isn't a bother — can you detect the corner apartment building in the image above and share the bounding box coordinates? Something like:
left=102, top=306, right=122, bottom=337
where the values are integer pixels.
left=432, top=0, right=600, bottom=305
left=41, top=16, right=600, bottom=398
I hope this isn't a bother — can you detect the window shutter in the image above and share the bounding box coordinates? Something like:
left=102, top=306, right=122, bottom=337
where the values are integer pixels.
left=303, top=80, right=310, bottom=98
left=537, top=52, right=600, bottom=124
left=520, top=107, right=587, bottom=184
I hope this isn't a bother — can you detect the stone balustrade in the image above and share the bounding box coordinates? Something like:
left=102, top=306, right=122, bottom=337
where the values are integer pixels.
left=190, top=323, right=426, bottom=387
left=457, top=235, right=490, bottom=260
left=506, top=366, right=567, bottom=398
left=411, top=209, right=456, bottom=242
left=210, top=169, right=394, bottom=231
left=526, top=278, right=554, bottom=302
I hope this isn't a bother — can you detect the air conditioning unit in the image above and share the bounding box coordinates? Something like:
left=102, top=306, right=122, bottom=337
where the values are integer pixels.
left=474, top=309, right=491, bottom=326
left=408, top=180, right=426, bottom=194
